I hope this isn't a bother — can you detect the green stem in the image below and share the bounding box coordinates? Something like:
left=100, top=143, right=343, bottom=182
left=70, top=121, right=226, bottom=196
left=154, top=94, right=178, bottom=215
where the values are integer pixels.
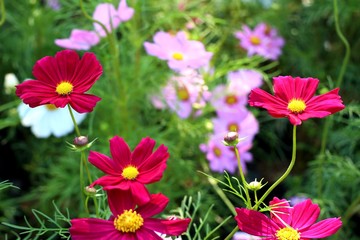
left=0, top=0, right=5, bottom=27
left=79, top=0, right=110, bottom=37
left=67, top=105, right=81, bottom=137
left=234, top=147, right=251, bottom=208
left=254, top=125, right=297, bottom=210
left=224, top=226, right=239, bottom=240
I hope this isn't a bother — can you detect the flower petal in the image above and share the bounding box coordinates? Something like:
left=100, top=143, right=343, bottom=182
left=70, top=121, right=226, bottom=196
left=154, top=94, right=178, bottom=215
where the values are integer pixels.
left=300, top=218, right=342, bottom=238
left=90, top=175, right=127, bottom=190
left=107, top=189, right=136, bottom=215
left=269, top=197, right=290, bottom=226
left=129, top=181, right=151, bottom=206
left=16, top=80, right=57, bottom=107
left=109, top=136, right=132, bottom=168
left=88, top=151, right=119, bottom=175
left=131, top=137, right=156, bottom=166
left=134, top=227, right=163, bottom=240
left=68, top=93, right=101, bottom=113
left=70, top=218, right=119, bottom=240
left=144, top=218, right=191, bottom=236
left=235, top=208, right=278, bottom=237
left=290, top=199, right=319, bottom=229
left=137, top=193, right=169, bottom=218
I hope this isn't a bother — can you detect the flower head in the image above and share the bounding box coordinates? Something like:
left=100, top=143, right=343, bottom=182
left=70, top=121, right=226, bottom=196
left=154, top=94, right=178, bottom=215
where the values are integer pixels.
left=55, top=29, right=100, bottom=51
left=17, top=103, right=86, bottom=138
left=16, top=50, right=102, bottom=113
left=70, top=191, right=190, bottom=240
left=89, top=136, right=169, bottom=205
left=144, top=31, right=213, bottom=71
left=235, top=197, right=342, bottom=239
left=248, top=76, right=345, bottom=125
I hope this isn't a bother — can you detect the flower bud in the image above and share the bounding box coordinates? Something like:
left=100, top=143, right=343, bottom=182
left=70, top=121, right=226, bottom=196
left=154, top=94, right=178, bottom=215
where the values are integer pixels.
left=84, top=186, right=97, bottom=196
left=73, top=136, right=88, bottom=146
left=247, top=178, right=265, bottom=191
left=4, top=73, right=19, bottom=94
left=223, top=131, right=240, bottom=146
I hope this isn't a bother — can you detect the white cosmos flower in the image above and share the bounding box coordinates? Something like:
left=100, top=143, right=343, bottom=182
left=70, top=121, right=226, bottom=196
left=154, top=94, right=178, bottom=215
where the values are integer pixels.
left=18, top=103, right=86, bottom=138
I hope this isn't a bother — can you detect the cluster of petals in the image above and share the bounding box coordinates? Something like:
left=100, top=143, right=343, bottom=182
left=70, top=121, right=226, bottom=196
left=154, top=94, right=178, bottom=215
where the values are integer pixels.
left=17, top=103, right=86, bottom=138
left=15, top=50, right=103, bottom=113
left=151, top=69, right=210, bottom=119
left=144, top=31, right=213, bottom=71
left=235, top=197, right=342, bottom=239
left=55, top=0, right=134, bottom=50
left=248, top=76, right=345, bottom=125
left=70, top=190, right=190, bottom=239
left=88, top=136, right=169, bottom=205
left=234, top=23, right=284, bottom=60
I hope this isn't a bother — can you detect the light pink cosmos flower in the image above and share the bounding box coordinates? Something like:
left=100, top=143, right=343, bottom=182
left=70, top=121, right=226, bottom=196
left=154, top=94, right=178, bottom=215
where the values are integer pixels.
left=55, top=29, right=100, bottom=51
left=234, top=23, right=285, bottom=60
left=200, top=133, right=253, bottom=174
left=151, top=70, right=210, bottom=119
left=89, top=136, right=169, bottom=205
left=144, top=31, right=213, bottom=71
left=248, top=76, right=345, bottom=125
left=70, top=191, right=190, bottom=240
left=93, top=0, right=134, bottom=37
left=210, top=84, right=248, bottom=114
left=227, top=69, right=263, bottom=96
left=235, top=197, right=342, bottom=239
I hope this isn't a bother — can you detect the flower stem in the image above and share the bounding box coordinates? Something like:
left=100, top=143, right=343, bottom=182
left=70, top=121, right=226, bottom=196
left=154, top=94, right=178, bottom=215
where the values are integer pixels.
left=0, top=0, right=5, bottom=26
left=67, top=105, right=81, bottom=137
left=254, top=125, right=297, bottom=210
left=224, top=225, right=239, bottom=240
left=234, top=147, right=251, bottom=208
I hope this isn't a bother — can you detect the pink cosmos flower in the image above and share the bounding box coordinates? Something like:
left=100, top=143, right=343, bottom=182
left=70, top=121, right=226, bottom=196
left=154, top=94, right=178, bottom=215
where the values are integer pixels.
left=144, top=31, right=213, bottom=71
left=227, top=69, right=263, bottom=96
left=89, top=136, right=169, bottom=205
left=248, top=76, right=345, bottom=125
left=70, top=191, right=191, bottom=240
left=15, top=50, right=102, bottom=113
left=55, top=29, right=100, bottom=51
left=235, top=197, right=342, bottom=239
left=210, top=84, right=248, bottom=114
left=234, top=23, right=284, bottom=60
left=93, top=0, right=134, bottom=37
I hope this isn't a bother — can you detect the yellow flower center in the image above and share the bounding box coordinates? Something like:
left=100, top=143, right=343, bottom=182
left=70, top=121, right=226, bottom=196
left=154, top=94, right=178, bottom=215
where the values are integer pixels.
left=288, top=99, right=306, bottom=113
left=122, top=166, right=139, bottom=180
left=113, top=209, right=144, bottom=233
left=177, top=87, right=190, bottom=101
left=276, top=227, right=300, bottom=240
left=45, top=104, right=57, bottom=111
left=250, top=36, right=261, bottom=45
left=56, top=81, right=73, bottom=95
left=213, top=147, right=222, bottom=157
left=225, top=94, right=238, bottom=105
left=228, top=123, right=239, bottom=132
left=172, top=52, right=184, bottom=60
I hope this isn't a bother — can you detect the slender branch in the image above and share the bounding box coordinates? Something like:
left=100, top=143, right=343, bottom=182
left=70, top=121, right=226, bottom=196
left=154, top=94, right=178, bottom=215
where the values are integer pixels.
left=0, top=0, right=5, bottom=27
left=234, top=147, right=251, bottom=208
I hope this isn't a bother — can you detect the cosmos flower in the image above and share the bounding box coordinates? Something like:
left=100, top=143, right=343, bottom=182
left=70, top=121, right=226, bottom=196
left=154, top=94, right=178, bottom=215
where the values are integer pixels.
left=232, top=231, right=261, bottom=240
left=89, top=136, right=169, bottom=205
left=17, top=103, right=86, bottom=138
left=248, top=76, right=345, bottom=125
left=210, top=84, right=248, bottom=114
left=93, top=0, right=134, bottom=37
left=15, top=50, right=103, bottom=113
left=144, top=31, right=213, bottom=71
left=70, top=191, right=190, bottom=240
left=55, top=29, right=100, bottom=51
left=234, top=23, right=284, bottom=60
left=235, top=197, right=342, bottom=239
left=227, top=69, right=263, bottom=96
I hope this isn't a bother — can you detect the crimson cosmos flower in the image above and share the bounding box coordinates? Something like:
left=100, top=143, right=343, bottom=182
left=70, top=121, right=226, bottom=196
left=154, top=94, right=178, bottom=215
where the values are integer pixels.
left=70, top=190, right=191, bottom=240
left=235, top=197, right=342, bottom=239
left=248, top=76, right=345, bottom=125
left=16, top=50, right=102, bottom=113
left=89, top=136, right=169, bottom=205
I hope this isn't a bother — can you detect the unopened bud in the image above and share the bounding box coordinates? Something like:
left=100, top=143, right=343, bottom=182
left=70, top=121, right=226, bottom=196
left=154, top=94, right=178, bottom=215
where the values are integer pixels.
left=223, top=131, right=239, bottom=146
left=247, top=178, right=265, bottom=191
left=73, top=136, right=88, bottom=146
left=85, top=186, right=96, bottom=194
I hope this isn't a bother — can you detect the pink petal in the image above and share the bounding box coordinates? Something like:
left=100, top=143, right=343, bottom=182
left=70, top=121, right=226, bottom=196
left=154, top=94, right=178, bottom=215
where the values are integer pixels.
left=92, top=3, right=119, bottom=37
left=300, top=218, right=342, bottom=238
left=88, top=151, right=119, bottom=175
left=235, top=208, right=278, bottom=237
left=109, top=136, right=132, bottom=168
left=131, top=137, right=156, bottom=166
left=129, top=181, right=151, bottom=205
left=134, top=228, right=163, bottom=240
left=106, top=189, right=136, bottom=215
left=248, top=88, right=288, bottom=117
left=144, top=42, right=168, bottom=60
left=269, top=197, right=290, bottom=226
left=90, top=175, right=126, bottom=190
left=55, top=29, right=100, bottom=50
left=144, top=218, right=191, bottom=236
left=290, top=199, right=319, bottom=229
left=137, top=193, right=169, bottom=218
left=15, top=80, right=57, bottom=107
left=68, top=93, right=101, bottom=113
left=70, top=218, right=119, bottom=240
left=117, top=0, right=134, bottom=22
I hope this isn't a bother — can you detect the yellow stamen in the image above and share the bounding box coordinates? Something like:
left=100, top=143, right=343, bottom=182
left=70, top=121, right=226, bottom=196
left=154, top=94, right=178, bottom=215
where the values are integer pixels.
left=213, top=147, right=221, bottom=157
left=225, top=95, right=238, bottom=105
left=114, top=209, right=144, bottom=233
left=250, top=36, right=261, bottom=45
left=228, top=123, right=239, bottom=132
left=275, top=227, right=300, bottom=240
left=45, top=104, right=57, bottom=111
left=122, top=166, right=139, bottom=180
left=288, top=99, right=306, bottom=113
left=177, top=87, right=190, bottom=101
left=56, top=81, right=73, bottom=95
left=172, top=52, right=184, bottom=60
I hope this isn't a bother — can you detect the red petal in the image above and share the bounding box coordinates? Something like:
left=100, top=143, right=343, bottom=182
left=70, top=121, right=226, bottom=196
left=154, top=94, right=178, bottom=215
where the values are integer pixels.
left=131, top=137, right=156, bottom=166
left=68, top=93, right=101, bottom=113
left=107, top=189, right=136, bottom=215
left=109, top=136, right=132, bottom=168
left=88, top=151, right=120, bottom=175
left=300, top=218, right=342, bottom=238
left=290, top=199, right=319, bottom=229
left=129, top=181, right=151, bottom=206
left=144, top=218, right=191, bottom=236
left=15, top=80, right=57, bottom=107
left=134, top=228, right=163, bottom=240
left=137, top=193, right=168, bottom=218
left=273, top=76, right=318, bottom=102
left=235, top=208, right=278, bottom=237
left=70, top=218, right=119, bottom=240
left=90, top=175, right=126, bottom=190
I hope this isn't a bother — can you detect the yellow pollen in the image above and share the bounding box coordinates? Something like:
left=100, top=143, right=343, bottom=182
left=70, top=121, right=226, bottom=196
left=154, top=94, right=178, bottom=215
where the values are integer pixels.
left=122, top=166, right=139, bottom=180
left=177, top=87, right=190, bottom=101
left=172, top=52, right=184, bottom=60
left=228, top=123, right=239, bottom=132
left=225, top=95, right=238, bottom=105
left=45, top=104, right=57, bottom=111
left=213, top=147, right=222, bottom=157
left=114, top=209, right=144, bottom=233
left=56, top=81, right=73, bottom=95
left=250, top=36, right=261, bottom=45
left=288, top=99, right=306, bottom=113
left=276, top=227, right=300, bottom=240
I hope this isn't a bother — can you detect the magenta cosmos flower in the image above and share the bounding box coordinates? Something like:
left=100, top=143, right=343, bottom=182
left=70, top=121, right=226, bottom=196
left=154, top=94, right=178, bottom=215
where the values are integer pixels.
left=248, top=76, right=345, bottom=125
left=16, top=50, right=102, bottom=113
left=89, top=136, right=169, bottom=205
left=70, top=190, right=191, bottom=240
left=235, top=197, right=342, bottom=239
left=144, top=31, right=213, bottom=71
